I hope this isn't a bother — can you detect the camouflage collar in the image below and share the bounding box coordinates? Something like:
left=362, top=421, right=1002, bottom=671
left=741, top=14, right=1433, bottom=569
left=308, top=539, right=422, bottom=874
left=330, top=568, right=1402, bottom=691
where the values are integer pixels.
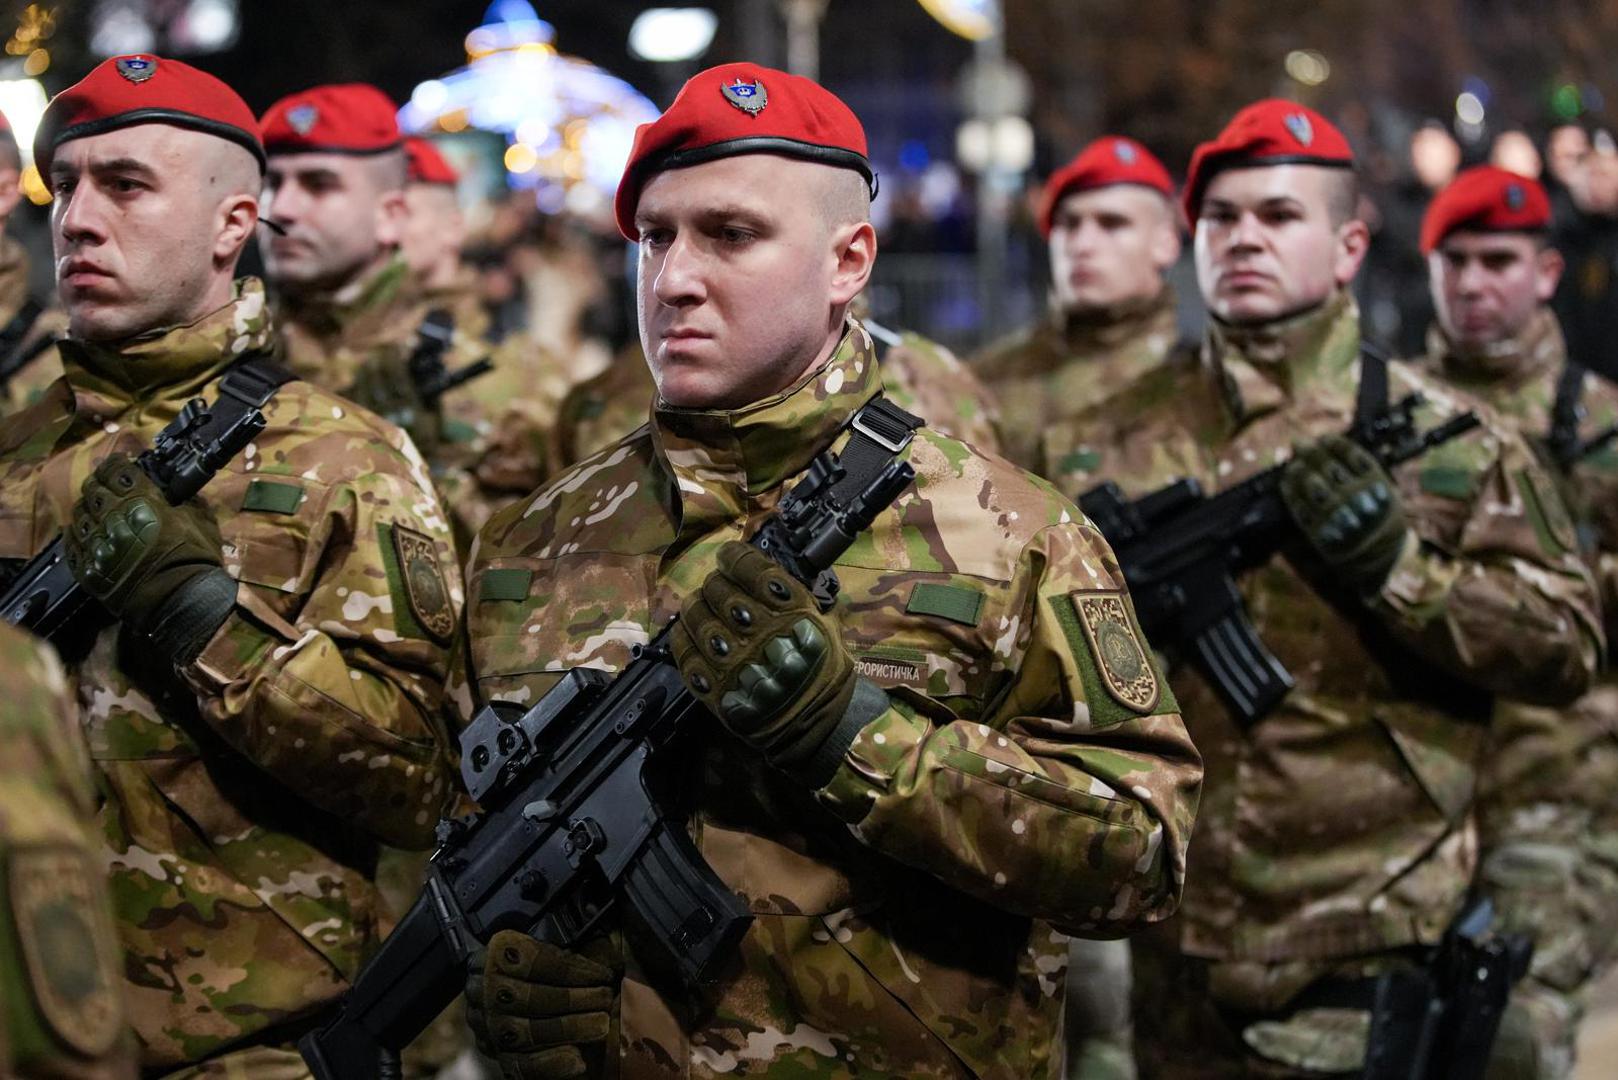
left=1205, top=289, right=1360, bottom=422
left=60, top=278, right=274, bottom=405
left=278, top=254, right=410, bottom=338
left=1055, top=284, right=1177, bottom=354
left=652, top=321, right=883, bottom=497
left=1429, top=305, right=1563, bottom=391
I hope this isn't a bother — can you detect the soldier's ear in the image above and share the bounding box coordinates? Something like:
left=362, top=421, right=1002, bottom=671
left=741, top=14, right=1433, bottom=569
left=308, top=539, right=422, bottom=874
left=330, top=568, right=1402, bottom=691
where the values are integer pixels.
left=214, top=192, right=258, bottom=268
left=1534, top=243, right=1565, bottom=302
left=1332, top=218, right=1371, bottom=287
left=0, top=167, right=22, bottom=223
left=828, top=220, right=876, bottom=307
left=374, top=187, right=409, bottom=250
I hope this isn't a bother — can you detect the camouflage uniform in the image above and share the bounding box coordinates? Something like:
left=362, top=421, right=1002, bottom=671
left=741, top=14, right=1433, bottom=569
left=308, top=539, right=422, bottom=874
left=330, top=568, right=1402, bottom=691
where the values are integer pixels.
left=1415, top=308, right=1618, bottom=1079
left=973, top=289, right=1182, bottom=476
left=0, top=623, right=134, bottom=1079
left=0, top=234, right=66, bottom=418
left=546, top=329, right=1002, bottom=479
left=455, top=319, right=1203, bottom=1078
left=0, top=279, right=461, bottom=1073
left=1052, top=291, right=1603, bottom=1077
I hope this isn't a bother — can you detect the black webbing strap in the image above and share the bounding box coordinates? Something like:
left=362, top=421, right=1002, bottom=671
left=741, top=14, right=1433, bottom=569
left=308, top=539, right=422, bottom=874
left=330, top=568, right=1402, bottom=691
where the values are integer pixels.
left=0, top=298, right=44, bottom=383
left=1547, top=361, right=1588, bottom=471
left=832, top=395, right=924, bottom=503
left=1352, top=342, right=1390, bottom=435
left=216, top=352, right=295, bottom=412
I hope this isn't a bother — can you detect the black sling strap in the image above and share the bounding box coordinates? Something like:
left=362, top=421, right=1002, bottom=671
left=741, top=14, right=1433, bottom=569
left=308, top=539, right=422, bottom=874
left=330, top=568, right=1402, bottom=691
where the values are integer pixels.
left=1351, top=342, right=1390, bottom=436
left=832, top=395, right=924, bottom=504
left=142, top=352, right=295, bottom=503
left=1546, top=361, right=1588, bottom=471
left=0, top=298, right=44, bottom=383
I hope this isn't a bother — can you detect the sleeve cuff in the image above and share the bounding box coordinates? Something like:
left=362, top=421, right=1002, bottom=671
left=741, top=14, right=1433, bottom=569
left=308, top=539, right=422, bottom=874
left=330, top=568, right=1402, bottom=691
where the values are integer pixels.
left=796, top=677, right=889, bottom=791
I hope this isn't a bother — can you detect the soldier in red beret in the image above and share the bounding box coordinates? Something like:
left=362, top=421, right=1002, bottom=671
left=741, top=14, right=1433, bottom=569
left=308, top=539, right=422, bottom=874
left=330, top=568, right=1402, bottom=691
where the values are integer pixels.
left=974, top=134, right=1185, bottom=478
left=399, top=136, right=464, bottom=294
left=0, top=54, right=462, bottom=1075
left=1053, top=102, right=1603, bottom=1077
left=452, top=61, right=1201, bottom=1080
left=0, top=108, right=68, bottom=420
left=1416, top=165, right=1618, bottom=1079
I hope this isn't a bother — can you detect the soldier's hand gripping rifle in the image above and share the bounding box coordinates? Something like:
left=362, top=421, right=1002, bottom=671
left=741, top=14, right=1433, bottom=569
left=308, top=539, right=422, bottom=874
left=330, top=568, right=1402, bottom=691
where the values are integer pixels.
left=297, top=421, right=917, bottom=1080
left=0, top=360, right=286, bottom=646
left=1079, top=393, right=1480, bottom=724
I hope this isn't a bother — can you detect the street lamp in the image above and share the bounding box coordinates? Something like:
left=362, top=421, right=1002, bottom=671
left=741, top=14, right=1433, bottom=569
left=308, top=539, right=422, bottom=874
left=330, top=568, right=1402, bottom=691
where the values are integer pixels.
left=628, top=8, right=717, bottom=63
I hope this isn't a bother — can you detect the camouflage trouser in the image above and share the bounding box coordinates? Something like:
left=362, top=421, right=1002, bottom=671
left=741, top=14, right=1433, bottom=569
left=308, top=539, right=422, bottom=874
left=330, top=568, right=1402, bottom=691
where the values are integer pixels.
left=1067, top=937, right=1138, bottom=1080
left=159, top=1046, right=311, bottom=1079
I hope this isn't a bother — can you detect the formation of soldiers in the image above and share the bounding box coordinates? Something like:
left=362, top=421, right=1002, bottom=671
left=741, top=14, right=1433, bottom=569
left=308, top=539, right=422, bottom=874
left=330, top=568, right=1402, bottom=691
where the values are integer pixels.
left=0, top=43, right=1612, bottom=1080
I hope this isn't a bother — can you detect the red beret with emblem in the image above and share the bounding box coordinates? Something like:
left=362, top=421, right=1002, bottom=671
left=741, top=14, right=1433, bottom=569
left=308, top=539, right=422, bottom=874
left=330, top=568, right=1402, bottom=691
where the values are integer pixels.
left=405, top=137, right=458, bottom=186
left=1037, top=136, right=1174, bottom=238
left=1183, top=99, right=1354, bottom=220
left=34, top=54, right=263, bottom=178
left=614, top=62, right=875, bottom=240
left=1419, top=165, right=1550, bottom=254
left=260, top=83, right=401, bottom=156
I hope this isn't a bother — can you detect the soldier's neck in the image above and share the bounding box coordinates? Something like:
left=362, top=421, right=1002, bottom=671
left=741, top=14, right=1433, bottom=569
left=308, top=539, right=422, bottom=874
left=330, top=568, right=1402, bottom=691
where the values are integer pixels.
left=1057, top=285, right=1175, bottom=352
left=1432, top=306, right=1563, bottom=390
left=1207, top=288, right=1361, bottom=417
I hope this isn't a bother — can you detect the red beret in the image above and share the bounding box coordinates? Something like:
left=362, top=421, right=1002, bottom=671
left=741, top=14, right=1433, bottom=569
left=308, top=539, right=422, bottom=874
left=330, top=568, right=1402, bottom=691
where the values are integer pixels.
left=1037, top=136, right=1174, bottom=238
left=260, top=83, right=401, bottom=156
left=405, top=137, right=458, bottom=186
left=1420, top=165, right=1550, bottom=255
left=615, top=62, right=874, bottom=240
left=34, top=54, right=263, bottom=178
left=1183, top=100, right=1354, bottom=220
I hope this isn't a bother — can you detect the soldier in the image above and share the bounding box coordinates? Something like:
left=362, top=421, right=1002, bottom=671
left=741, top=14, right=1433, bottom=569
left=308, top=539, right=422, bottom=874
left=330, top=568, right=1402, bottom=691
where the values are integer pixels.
left=1415, top=165, right=1618, bottom=1079
left=0, top=108, right=66, bottom=417
left=1055, top=102, right=1603, bottom=1077
left=453, top=62, right=1203, bottom=1079
left=0, top=56, right=460, bottom=1074
left=974, top=137, right=1183, bottom=476
left=0, top=623, right=133, bottom=1078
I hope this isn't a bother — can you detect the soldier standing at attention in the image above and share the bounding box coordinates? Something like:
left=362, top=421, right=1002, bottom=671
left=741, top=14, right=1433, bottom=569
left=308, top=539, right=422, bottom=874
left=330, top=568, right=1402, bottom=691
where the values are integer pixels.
left=1057, top=102, right=1603, bottom=1077
left=0, top=107, right=66, bottom=418
left=1415, top=165, right=1618, bottom=1079
left=0, top=623, right=133, bottom=1078
left=0, top=56, right=461, bottom=1075
left=452, top=63, right=1203, bottom=1079
left=973, top=136, right=1183, bottom=477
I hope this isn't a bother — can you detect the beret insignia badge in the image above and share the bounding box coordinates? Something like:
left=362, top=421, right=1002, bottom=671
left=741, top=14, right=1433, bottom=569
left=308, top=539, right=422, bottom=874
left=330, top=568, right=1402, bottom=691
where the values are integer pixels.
left=1284, top=112, right=1314, bottom=147
left=1114, top=141, right=1138, bottom=164
left=721, top=78, right=768, bottom=116
left=1506, top=182, right=1525, bottom=210
left=287, top=104, right=320, bottom=136
left=115, top=56, right=157, bottom=84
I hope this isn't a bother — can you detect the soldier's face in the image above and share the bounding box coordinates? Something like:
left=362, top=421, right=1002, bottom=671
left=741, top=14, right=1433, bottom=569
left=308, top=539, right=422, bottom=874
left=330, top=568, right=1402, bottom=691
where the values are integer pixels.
left=634, top=155, right=876, bottom=409
left=50, top=125, right=260, bottom=343
left=260, top=151, right=406, bottom=293
left=1048, top=186, right=1179, bottom=313
left=1194, top=165, right=1368, bottom=325
left=1430, top=232, right=1562, bottom=350
left=401, top=183, right=464, bottom=287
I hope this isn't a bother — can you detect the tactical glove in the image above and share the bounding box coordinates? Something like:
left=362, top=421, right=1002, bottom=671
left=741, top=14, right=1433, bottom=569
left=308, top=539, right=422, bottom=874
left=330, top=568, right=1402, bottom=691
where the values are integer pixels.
left=347, top=352, right=443, bottom=458
left=1280, top=434, right=1411, bottom=595
left=671, top=540, right=886, bottom=787
left=465, top=930, right=616, bottom=1080
left=63, top=453, right=237, bottom=665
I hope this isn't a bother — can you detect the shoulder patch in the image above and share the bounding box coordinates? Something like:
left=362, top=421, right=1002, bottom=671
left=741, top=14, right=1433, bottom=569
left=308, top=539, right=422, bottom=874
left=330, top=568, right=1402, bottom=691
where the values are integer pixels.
left=1070, top=590, right=1160, bottom=713
left=391, top=524, right=455, bottom=642
left=8, top=847, right=123, bottom=1058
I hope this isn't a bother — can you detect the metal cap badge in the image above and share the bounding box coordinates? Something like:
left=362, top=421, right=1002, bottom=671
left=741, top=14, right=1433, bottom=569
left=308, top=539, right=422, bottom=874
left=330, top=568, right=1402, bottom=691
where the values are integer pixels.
left=115, top=55, right=157, bottom=84
left=286, top=104, right=320, bottom=136
left=1284, top=112, right=1314, bottom=147
left=721, top=78, right=768, bottom=116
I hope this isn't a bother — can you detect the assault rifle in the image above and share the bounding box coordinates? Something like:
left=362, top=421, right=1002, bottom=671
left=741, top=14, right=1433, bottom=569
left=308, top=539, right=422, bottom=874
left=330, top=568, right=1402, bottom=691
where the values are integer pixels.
left=298, top=406, right=919, bottom=1080
left=1078, top=393, right=1480, bottom=724
left=0, top=359, right=288, bottom=646
left=409, top=309, right=492, bottom=408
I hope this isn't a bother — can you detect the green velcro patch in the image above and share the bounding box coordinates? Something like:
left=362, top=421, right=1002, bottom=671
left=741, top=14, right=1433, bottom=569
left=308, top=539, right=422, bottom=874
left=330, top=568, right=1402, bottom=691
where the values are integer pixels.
left=481, top=567, right=534, bottom=602
left=241, top=479, right=303, bottom=514
left=1056, top=448, right=1102, bottom=475
left=1419, top=465, right=1478, bottom=500
left=907, top=582, right=984, bottom=626
left=443, top=418, right=480, bottom=445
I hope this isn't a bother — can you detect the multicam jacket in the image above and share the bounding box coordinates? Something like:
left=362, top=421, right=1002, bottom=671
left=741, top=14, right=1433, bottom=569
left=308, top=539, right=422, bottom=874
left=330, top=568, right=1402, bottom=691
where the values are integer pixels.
left=1417, top=309, right=1618, bottom=1057
left=0, top=234, right=66, bottom=419
left=0, top=279, right=461, bottom=1068
left=455, top=320, right=1203, bottom=1079
left=1050, top=291, right=1602, bottom=1009
left=973, top=288, right=1182, bottom=476
left=0, top=623, right=133, bottom=1078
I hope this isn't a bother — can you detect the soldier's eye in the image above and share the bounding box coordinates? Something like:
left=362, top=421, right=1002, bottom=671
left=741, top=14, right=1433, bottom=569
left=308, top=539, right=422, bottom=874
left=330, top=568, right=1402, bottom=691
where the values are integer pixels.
left=719, top=227, right=753, bottom=244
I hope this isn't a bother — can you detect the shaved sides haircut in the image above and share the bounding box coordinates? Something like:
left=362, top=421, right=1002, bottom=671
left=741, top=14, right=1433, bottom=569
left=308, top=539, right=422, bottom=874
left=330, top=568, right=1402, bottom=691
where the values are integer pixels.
left=818, top=167, right=871, bottom=230
left=1324, top=168, right=1360, bottom=228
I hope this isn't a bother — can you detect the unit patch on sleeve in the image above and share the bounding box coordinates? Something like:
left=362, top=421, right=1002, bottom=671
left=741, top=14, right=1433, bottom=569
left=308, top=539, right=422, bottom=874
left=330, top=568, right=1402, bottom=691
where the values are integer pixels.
left=1070, top=590, right=1160, bottom=713
left=393, top=524, right=455, bottom=642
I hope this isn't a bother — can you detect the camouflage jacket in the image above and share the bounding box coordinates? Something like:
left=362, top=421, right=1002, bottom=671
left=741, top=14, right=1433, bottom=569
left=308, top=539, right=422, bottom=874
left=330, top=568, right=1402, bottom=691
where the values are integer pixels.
left=973, top=288, right=1182, bottom=476
left=0, top=234, right=66, bottom=419
left=455, top=320, right=1202, bottom=1079
left=0, top=624, right=133, bottom=1078
left=546, top=328, right=1003, bottom=480
left=1053, top=291, right=1603, bottom=1006
left=0, top=280, right=461, bottom=1068
left=1416, top=310, right=1618, bottom=1000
